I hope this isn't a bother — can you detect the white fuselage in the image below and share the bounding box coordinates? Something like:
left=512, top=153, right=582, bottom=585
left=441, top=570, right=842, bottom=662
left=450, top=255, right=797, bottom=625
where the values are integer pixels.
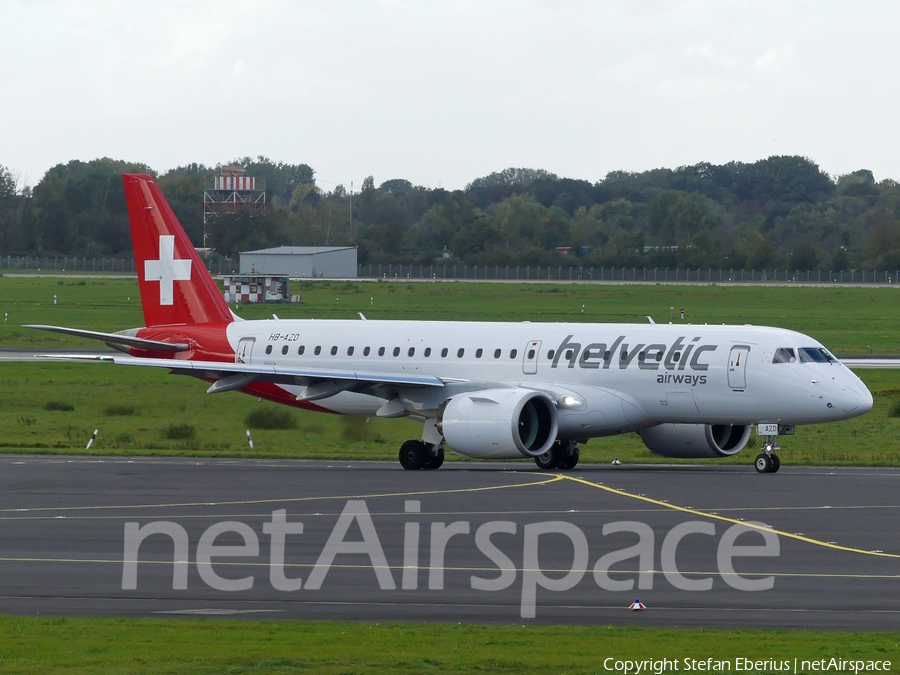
left=223, top=319, right=873, bottom=437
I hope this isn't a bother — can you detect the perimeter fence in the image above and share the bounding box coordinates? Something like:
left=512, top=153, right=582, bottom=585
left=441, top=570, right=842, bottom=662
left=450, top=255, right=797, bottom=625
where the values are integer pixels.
left=357, top=264, right=900, bottom=285
left=0, top=256, right=237, bottom=275
left=3, top=255, right=900, bottom=285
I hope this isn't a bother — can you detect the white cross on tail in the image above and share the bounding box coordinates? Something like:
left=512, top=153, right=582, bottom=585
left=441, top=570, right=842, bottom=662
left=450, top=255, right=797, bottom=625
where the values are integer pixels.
left=144, top=235, right=191, bottom=306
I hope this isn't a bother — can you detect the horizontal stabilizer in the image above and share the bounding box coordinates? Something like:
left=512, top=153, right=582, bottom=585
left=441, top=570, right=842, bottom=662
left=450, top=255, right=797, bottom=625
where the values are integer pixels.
left=25, top=325, right=189, bottom=353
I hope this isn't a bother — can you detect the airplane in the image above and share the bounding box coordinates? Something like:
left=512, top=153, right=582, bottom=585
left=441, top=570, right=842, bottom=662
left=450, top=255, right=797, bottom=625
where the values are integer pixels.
left=27, top=174, right=874, bottom=474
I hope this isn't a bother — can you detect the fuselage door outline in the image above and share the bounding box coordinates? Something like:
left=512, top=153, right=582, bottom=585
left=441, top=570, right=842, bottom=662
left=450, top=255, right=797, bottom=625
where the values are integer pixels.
left=236, top=337, right=255, bottom=365
left=728, top=345, right=750, bottom=390
left=523, top=340, right=540, bottom=375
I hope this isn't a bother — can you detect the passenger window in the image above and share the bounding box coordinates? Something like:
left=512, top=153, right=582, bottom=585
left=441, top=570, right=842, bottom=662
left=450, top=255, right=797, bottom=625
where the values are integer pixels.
left=475, top=348, right=483, bottom=358
left=347, top=346, right=355, bottom=356
left=298, top=345, right=305, bottom=355
left=510, top=349, right=518, bottom=359
left=655, top=351, right=663, bottom=362
left=364, top=346, right=370, bottom=356
left=494, top=349, right=501, bottom=359
left=265, top=345, right=273, bottom=355
left=408, top=347, right=415, bottom=357
left=315, top=346, right=322, bottom=355
left=673, top=351, right=681, bottom=362
left=378, top=347, right=385, bottom=356
left=457, top=348, right=465, bottom=358
left=393, top=347, right=400, bottom=357
left=441, top=348, right=448, bottom=357
left=281, top=345, right=288, bottom=355
left=331, top=346, right=338, bottom=356
left=638, top=351, right=645, bottom=363
left=565, top=349, right=573, bottom=360
left=528, top=349, right=535, bottom=359
left=620, top=349, right=628, bottom=361
left=424, top=347, right=432, bottom=357
left=773, top=348, right=796, bottom=363
left=547, top=349, right=555, bottom=359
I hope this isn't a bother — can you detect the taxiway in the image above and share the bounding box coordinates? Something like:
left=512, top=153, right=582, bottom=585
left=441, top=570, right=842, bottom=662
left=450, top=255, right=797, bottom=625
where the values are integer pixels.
left=0, top=456, right=896, bottom=628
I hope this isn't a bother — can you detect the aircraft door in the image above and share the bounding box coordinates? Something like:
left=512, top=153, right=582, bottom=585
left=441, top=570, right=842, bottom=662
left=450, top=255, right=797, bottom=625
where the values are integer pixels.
left=236, top=337, right=255, bottom=364
left=523, top=340, right=541, bottom=375
left=728, top=346, right=750, bottom=389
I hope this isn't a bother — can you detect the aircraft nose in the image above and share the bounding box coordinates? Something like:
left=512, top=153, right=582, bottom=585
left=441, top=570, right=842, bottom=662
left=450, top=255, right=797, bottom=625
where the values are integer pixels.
left=843, top=383, right=873, bottom=414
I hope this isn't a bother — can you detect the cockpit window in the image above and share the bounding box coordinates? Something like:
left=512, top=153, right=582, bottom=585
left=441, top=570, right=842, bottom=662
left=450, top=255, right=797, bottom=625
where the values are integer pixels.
left=798, top=347, right=836, bottom=364
left=772, top=348, right=796, bottom=363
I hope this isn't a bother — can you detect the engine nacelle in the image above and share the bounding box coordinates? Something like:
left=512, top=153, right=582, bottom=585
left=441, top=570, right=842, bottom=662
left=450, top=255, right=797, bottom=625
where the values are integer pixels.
left=437, top=388, right=558, bottom=459
left=638, top=423, right=752, bottom=459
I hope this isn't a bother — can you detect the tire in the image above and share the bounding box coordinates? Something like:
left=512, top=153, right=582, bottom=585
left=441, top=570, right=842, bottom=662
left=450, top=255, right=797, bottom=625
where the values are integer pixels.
left=535, top=448, right=559, bottom=470
left=399, top=440, right=427, bottom=470
left=754, top=453, right=773, bottom=473
left=770, top=454, right=781, bottom=473
left=558, top=447, right=579, bottom=470
left=423, top=446, right=445, bottom=470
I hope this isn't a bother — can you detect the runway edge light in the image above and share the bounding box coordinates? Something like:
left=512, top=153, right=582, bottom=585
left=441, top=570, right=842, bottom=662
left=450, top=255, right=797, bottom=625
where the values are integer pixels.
left=611, top=458, right=621, bottom=465
left=629, top=598, right=646, bottom=611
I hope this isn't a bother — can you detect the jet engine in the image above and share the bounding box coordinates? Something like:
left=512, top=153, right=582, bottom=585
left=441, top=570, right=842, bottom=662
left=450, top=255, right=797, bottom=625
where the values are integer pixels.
left=638, top=423, right=752, bottom=458
left=437, top=388, right=558, bottom=459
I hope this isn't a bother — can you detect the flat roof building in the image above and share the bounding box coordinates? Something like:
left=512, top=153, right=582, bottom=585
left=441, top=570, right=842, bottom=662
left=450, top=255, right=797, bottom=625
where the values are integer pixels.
left=239, top=246, right=357, bottom=278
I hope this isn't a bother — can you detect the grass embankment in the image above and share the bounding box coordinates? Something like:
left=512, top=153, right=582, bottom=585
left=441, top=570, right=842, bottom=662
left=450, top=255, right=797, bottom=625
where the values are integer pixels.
left=0, top=618, right=896, bottom=674
left=2, top=362, right=899, bottom=465
left=1, top=277, right=900, bottom=464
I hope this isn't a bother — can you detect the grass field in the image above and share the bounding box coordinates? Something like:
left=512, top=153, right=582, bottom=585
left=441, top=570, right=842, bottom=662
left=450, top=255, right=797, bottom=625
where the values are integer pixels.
left=2, top=277, right=900, bottom=671
left=0, top=617, right=896, bottom=674
left=4, top=276, right=900, bottom=352
left=1, top=276, right=899, bottom=464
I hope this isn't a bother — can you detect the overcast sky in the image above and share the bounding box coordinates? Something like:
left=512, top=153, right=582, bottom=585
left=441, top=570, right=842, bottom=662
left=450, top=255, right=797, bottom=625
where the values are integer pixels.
left=3, top=1, right=899, bottom=191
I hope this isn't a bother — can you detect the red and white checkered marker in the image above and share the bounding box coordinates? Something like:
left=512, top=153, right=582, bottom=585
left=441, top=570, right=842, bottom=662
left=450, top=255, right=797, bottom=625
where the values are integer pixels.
left=629, top=598, right=646, bottom=611
left=611, top=458, right=621, bottom=465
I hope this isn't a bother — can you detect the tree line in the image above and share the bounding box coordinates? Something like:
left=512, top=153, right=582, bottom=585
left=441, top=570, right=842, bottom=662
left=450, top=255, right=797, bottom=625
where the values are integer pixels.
left=1, top=156, right=899, bottom=271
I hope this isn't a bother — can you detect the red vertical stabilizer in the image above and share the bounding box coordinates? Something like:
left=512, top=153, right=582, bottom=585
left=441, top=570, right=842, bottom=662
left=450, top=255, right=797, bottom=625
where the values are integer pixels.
left=123, top=174, right=233, bottom=327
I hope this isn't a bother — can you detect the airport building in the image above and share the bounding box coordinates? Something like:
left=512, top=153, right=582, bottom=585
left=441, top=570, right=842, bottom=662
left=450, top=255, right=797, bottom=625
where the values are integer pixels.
left=239, top=246, right=358, bottom=278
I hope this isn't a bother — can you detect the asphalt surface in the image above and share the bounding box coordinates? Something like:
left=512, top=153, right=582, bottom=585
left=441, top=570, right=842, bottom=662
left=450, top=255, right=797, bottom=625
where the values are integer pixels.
left=0, top=455, right=897, bottom=629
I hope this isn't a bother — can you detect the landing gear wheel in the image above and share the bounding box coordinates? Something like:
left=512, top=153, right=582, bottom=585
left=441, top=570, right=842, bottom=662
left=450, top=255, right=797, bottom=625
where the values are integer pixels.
left=399, top=440, right=428, bottom=470
left=770, top=454, right=780, bottom=473
left=754, top=453, right=773, bottom=473
left=534, top=448, right=559, bottom=470
left=423, top=446, right=445, bottom=470
left=558, top=446, right=580, bottom=470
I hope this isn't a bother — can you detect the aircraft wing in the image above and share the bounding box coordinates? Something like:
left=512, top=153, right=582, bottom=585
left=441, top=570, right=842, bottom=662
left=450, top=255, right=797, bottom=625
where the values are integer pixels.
left=37, top=353, right=447, bottom=394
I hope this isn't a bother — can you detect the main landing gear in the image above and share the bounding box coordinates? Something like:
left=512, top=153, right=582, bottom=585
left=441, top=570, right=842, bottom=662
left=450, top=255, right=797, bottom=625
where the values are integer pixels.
left=534, top=440, right=580, bottom=471
left=399, top=440, right=445, bottom=470
left=754, top=436, right=781, bottom=473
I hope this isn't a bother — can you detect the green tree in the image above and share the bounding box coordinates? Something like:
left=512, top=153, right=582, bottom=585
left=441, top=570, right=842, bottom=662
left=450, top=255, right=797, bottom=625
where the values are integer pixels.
left=648, top=191, right=719, bottom=244
left=467, top=167, right=558, bottom=190
left=791, top=241, right=820, bottom=271
left=0, top=165, right=16, bottom=200
left=452, top=218, right=497, bottom=260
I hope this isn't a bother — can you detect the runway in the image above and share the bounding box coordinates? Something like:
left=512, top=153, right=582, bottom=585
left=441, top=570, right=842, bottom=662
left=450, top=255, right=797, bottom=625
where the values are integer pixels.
left=0, top=455, right=897, bottom=628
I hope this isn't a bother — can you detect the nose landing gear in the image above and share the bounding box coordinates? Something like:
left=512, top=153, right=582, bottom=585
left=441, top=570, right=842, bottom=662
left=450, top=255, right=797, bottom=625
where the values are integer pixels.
left=754, top=436, right=781, bottom=473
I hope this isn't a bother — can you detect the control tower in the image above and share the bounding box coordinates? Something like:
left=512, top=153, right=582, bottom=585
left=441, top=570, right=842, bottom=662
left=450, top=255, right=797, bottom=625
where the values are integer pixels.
left=202, top=167, right=266, bottom=246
